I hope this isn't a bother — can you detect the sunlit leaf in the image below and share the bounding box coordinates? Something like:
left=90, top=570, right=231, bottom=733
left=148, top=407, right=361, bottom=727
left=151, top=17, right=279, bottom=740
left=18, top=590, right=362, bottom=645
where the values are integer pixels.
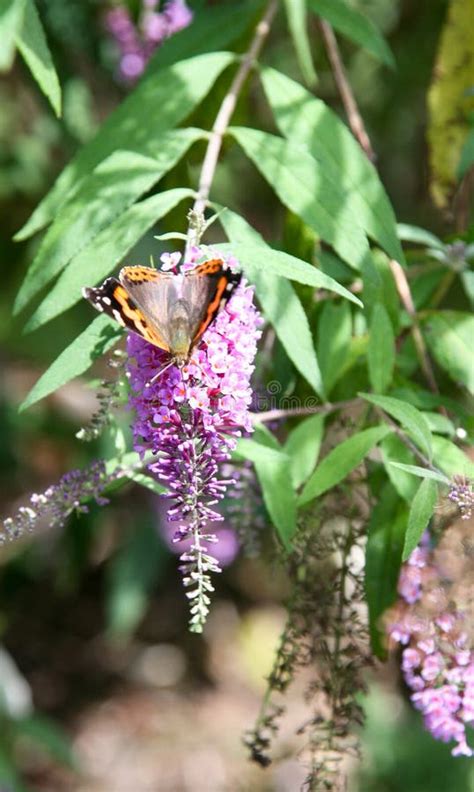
left=229, top=125, right=372, bottom=272
left=19, top=315, right=121, bottom=411
left=25, top=188, right=193, bottom=331
left=216, top=241, right=363, bottom=307
left=422, top=311, right=474, bottom=395
left=16, top=51, right=233, bottom=240
left=261, top=68, right=403, bottom=263
left=360, top=393, right=433, bottom=461
left=0, top=0, right=25, bottom=71
left=219, top=209, right=325, bottom=396
left=16, top=133, right=201, bottom=315
left=16, top=0, right=61, bottom=116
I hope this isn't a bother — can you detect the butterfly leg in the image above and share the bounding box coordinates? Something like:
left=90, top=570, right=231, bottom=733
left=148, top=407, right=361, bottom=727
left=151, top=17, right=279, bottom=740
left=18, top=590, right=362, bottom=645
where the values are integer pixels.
left=145, top=358, right=176, bottom=388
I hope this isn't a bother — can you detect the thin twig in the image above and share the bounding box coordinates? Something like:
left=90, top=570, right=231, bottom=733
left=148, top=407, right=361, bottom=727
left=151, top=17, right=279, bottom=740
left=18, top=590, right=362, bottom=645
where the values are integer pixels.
left=389, top=259, right=446, bottom=415
left=374, top=407, right=443, bottom=475
left=186, top=0, right=278, bottom=251
left=318, top=19, right=375, bottom=162
left=251, top=399, right=359, bottom=424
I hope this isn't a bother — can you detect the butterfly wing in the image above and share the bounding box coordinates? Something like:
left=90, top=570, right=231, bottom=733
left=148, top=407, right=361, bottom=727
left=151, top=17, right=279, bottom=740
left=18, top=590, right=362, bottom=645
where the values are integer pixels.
left=182, top=259, right=242, bottom=346
left=82, top=272, right=171, bottom=351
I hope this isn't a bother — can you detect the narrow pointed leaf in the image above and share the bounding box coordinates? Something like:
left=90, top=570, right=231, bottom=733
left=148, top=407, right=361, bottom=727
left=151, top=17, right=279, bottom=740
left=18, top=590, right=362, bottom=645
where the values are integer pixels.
left=402, top=478, right=438, bottom=560
left=431, top=435, right=474, bottom=480
left=389, top=462, right=449, bottom=485
left=16, top=51, right=233, bottom=240
left=284, top=414, right=325, bottom=489
left=0, top=0, right=26, bottom=71
left=219, top=209, right=325, bottom=396
left=299, top=425, right=391, bottom=505
left=368, top=303, right=395, bottom=393
left=229, top=125, right=371, bottom=272
left=16, top=0, right=61, bottom=116
left=422, top=311, right=474, bottom=395
left=308, top=0, right=395, bottom=68
left=25, top=188, right=193, bottom=331
left=234, top=439, right=297, bottom=550
left=261, top=68, right=403, bottom=262
left=365, top=483, right=407, bottom=657
left=19, top=315, right=121, bottom=412
left=317, top=300, right=352, bottom=395
left=16, top=132, right=201, bottom=315
left=216, top=241, right=362, bottom=307
left=283, top=0, right=317, bottom=86
left=360, top=392, right=433, bottom=461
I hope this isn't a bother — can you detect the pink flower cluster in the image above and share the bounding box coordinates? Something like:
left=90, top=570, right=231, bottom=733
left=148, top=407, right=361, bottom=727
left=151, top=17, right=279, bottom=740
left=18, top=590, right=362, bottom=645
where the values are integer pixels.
left=105, top=0, right=193, bottom=82
left=126, top=250, right=262, bottom=630
left=387, top=534, right=474, bottom=757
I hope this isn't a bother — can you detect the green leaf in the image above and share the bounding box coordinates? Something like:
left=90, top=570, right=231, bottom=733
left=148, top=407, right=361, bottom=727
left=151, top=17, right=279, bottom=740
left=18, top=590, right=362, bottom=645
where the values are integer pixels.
left=299, top=425, right=391, bottom=505
left=216, top=241, right=362, bottom=307
left=229, top=125, right=372, bottom=272
left=284, top=414, right=325, bottom=489
left=316, top=300, right=352, bottom=395
left=234, top=438, right=297, bottom=550
left=14, top=715, right=77, bottom=769
left=16, top=51, right=233, bottom=240
left=396, top=223, right=444, bottom=250
left=260, top=68, right=403, bottom=263
left=403, top=478, right=438, bottom=560
left=145, top=0, right=264, bottom=71
left=360, top=392, right=433, bottom=461
left=389, top=462, right=450, bottom=485
left=106, top=518, right=166, bottom=637
left=16, top=0, right=61, bottom=116
left=422, top=311, right=474, bottom=395
left=368, top=303, right=395, bottom=393
left=380, top=434, right=419, bottom=502
left=19, top=315, right=121, bottom=411
left=431, top=435, right=474, bottom=480
left=0, top=0, right=25, bottom=71
left=16, top=132, right=201, bottom=316
left=365, top=483, right=407, bottom=657
left=25, top=188, right=193, bottom=331
left=219, top=209, right=325, bottom=396
left=308, top=0, right=395, bottom=68
left=283, top=0, right=317, bottom=86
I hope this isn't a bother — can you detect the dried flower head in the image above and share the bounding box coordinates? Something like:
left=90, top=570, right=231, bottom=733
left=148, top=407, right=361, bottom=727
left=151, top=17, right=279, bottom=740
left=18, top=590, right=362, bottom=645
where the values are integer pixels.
left=126, top=249, right=262, bottom=631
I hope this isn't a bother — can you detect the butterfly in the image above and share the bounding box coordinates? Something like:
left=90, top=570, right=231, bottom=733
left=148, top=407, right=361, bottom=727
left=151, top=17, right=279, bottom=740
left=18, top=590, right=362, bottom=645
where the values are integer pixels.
left=82, top=259, right=241, bottom=375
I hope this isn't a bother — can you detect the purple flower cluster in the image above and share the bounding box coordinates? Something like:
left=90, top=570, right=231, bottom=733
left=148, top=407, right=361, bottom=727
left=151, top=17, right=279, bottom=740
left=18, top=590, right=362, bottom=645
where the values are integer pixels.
left=448, top=476, right=474, bottom=520
left=105, top=0, right=193, bottom=82
left=387, top=534, right=474, bottom=757
left=1, top=462, right=110, bottom=544
left=126, top=250, right=262, bottom=631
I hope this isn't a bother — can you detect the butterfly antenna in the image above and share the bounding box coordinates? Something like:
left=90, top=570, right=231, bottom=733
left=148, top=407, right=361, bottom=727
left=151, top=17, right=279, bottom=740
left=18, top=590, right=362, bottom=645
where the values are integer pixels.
left=145, top=358, right=175, bottom=388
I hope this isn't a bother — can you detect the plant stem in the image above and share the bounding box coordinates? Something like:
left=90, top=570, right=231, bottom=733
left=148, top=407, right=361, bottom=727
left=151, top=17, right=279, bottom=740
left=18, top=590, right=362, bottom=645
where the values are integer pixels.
left=318, top=19, right=375, bottom=162
left=251, top=399, right=360, bottom=424
left=186, top=0, right=278, bottom=251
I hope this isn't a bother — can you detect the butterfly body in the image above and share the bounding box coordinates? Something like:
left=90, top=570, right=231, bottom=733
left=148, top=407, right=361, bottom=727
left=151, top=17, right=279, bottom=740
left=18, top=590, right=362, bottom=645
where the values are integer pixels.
left=83, top=259, right=241, bottom=368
